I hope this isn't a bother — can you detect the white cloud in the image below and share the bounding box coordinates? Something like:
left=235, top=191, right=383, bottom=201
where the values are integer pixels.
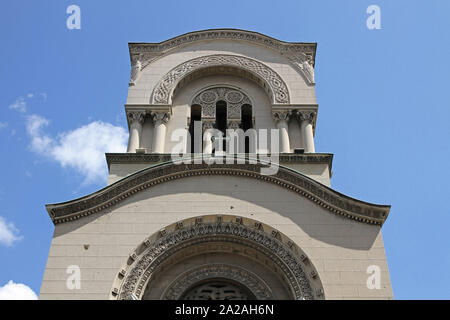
left=9, top=96, right=27, bottom=113
left=0, top=281, right=37, bottom=300
left=26, top=118, right=128, bottom=185
left=8, top=93, right=47, bottom=114
left=0, top=122, right=7, bottom=129
left=26, top=114, right=53, bottom=153
left=0, top=216, right=22, bottom=247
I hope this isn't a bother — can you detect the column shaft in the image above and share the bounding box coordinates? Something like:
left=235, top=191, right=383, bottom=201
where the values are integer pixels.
left=273, top=111, right=291, bottom=153
left=153, top=121, right=166, bottom=153
left=299, top=112, right=316, bottom=153
left=126, top=112, right=144, bottom=153
left=276, top=120, right=291, bottom=153
left=151, top=112, right=170, bottom=154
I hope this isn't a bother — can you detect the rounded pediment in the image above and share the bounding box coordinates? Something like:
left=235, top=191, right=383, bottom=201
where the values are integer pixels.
left=46, top=156, right=390, bottom=225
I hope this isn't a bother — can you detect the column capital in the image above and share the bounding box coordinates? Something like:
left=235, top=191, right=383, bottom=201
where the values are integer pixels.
left=127, top=111, right=145, bottom=125
left=272, top=110, right=292, bottom=123
left=151, top=111, right=170, bottom=124
left=298, top=111, right=315, bottom=124
left=202, top=120, right=215, bottom=132
left=227, top=120, right=241, bottom=130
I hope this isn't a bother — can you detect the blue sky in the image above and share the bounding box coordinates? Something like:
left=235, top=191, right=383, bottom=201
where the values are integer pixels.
left=0, top=0, right=449, bottom=299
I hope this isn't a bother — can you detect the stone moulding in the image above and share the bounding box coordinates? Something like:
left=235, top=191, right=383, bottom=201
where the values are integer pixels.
left=112, top=216, right=323, bottom=300
left=162, top=264, right=273, bottom=300
left=105, top=153, right=334, bottom=176
left=46, top=156, right=390, bottom=226
left=129, top=28, right=316, bottom=70
left=151, top=54, right=290, bottom=105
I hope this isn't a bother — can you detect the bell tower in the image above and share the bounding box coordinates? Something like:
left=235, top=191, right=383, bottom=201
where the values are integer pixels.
left=40, top=30, right=392, bottom=300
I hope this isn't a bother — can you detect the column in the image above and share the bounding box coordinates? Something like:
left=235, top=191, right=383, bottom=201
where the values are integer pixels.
left=126, top=111, right=145, bottom=153
left=202, top=121, right=215, bottom=154
left=272, top=111, right=291, bottom=153
left=151, top=111, right=170, bottom=153
left=299, top=111, right=316, bottom=153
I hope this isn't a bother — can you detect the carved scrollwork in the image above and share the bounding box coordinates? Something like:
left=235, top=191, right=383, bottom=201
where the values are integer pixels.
left=116, top=220, right=317, bottom=300
left=163, top=264, right=273, bottom=300
left=153, top=55, right=290, bottom=104
left=192, top=87, right=251, bottom=120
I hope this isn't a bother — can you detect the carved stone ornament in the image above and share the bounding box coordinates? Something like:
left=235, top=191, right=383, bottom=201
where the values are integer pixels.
left=192, top=87, right=251, bottom=119
left=129, top=59, right=142, bottom=86
left=202, top=120, right=215, bottom=131
left=127, top=111, right=145, bottom=125
left=272, top=110, right=291, bottom=123
left=162, top=264, right=273, bottom=300
left=46, top=159, right=390, bottom=226
left=151, top=111, right=170, bottom=124
left=152, top=55, right=290, bottom=105
left=298, top=111, right=315, bottom=124
left=129, top=29, right=316, bottom=84
left=114, top=218, right=320, bottom=300
left=227, top=120, right=241, bottom=130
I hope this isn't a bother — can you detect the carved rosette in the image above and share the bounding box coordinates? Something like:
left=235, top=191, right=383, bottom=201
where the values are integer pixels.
left=153, top=55, right=290, bottom=104
left=127, top=111, right=145, bottom=125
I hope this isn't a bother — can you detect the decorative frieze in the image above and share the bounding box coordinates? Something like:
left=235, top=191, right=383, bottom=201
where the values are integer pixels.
left=152, top=55, right=290, bottom=105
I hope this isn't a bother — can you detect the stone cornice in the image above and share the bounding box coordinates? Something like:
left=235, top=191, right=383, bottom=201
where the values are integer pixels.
left=46, top=156, right=389, bottom=226
left=128, top=28, right=317, bottom=69
left=105, top=153, right=334, bottom=173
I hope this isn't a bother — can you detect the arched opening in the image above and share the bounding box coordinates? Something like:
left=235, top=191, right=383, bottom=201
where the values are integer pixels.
left=216, top=101, right=227, bottom=134
left=112, top=215, right=324, bottom=300
left=241, top=104, right=253, bottom=153
left=215, top=100, right=227, bottom=152
left=180, top=279, right=256, bottom=300
left=189, top=104, right=201, bottom=153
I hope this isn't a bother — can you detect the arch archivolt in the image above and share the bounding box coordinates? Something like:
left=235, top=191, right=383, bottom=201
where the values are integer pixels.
left=110, top=215, right=324, bottom=300
left=151, top=54, right=290, bottom=105
left=162, top=263, right=273, bottom=300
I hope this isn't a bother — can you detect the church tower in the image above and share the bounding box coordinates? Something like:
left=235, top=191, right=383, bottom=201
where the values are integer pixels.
left=40, top=29, right=393, bottom=300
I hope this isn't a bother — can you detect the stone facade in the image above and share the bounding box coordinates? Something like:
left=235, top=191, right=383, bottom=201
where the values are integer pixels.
left=39, top=29, right=392, bottom=300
